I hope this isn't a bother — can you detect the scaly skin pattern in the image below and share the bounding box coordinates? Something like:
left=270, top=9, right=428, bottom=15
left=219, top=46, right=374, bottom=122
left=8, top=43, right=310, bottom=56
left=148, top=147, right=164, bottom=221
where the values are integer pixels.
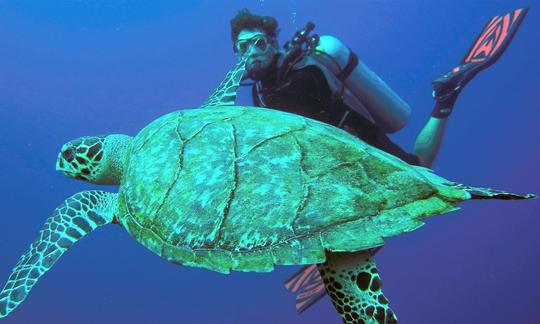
left=118, top=106, right=529, bottom=274
left=0, top=191, right=117, bottom=318
left=57, top=134, right=132, bottom=185
left=57, top=136, right=106, bottom=181
left=318, top=251, right=397, bottom=324
left=200, top=52, right=250, bottom=107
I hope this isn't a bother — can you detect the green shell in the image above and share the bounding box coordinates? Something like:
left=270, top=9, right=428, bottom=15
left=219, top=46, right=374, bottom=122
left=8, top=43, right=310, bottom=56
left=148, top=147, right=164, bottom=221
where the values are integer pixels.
left=118, top=106, right=469, bottom=273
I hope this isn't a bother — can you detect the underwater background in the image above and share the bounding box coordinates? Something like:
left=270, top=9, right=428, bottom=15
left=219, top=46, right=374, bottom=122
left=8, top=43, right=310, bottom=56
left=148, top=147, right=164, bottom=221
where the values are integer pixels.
left=0, top=0, right=539, bottom=323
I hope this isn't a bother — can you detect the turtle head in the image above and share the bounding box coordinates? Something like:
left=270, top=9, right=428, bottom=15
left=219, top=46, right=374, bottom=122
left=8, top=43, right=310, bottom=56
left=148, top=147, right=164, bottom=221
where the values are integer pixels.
left=56, top=134, right=132, bottom=184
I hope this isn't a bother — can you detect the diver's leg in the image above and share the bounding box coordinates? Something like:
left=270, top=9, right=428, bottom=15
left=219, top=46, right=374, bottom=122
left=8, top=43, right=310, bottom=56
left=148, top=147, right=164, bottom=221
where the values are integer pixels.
left=318, top=250, right=397, bottom=324
left=413, top=8, right=527, bottom=168
left=413, top=116, right=448, bottom=168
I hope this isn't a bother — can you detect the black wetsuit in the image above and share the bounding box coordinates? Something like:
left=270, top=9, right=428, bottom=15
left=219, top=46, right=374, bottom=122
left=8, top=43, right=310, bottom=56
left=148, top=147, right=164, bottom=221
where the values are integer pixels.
left=252, top=61, right=420, bottom=165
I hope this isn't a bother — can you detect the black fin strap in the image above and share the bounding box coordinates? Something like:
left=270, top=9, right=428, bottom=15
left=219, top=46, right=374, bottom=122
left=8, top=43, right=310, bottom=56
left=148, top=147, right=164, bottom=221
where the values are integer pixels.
left=336, top=49, right=359, bottom=82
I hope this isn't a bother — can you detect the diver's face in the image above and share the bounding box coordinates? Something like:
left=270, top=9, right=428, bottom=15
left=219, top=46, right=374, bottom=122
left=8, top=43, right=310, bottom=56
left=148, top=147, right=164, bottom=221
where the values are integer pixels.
left=235, top=29, right=277, bottom=80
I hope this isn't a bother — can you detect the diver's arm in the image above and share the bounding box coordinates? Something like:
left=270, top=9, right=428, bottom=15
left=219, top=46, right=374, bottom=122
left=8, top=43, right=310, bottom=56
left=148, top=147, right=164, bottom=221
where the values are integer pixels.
left=314, top=35, right=411, bottom=133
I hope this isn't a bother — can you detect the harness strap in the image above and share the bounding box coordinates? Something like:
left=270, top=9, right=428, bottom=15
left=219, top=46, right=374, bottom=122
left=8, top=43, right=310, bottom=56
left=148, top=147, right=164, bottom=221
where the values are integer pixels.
left=251, top=82, right=265, bottom=107
left=336, top=49, right=359, bottom=81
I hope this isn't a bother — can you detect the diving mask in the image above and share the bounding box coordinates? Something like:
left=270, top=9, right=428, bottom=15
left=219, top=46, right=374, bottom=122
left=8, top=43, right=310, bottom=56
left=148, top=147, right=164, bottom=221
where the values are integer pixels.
left=235, top=35, right=270, bottom=54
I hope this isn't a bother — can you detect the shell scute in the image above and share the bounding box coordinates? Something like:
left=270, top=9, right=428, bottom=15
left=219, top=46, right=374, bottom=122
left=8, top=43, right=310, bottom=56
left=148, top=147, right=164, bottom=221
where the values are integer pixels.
left=218, top=133, right=304, bottom=251
left=126, top=120, right=183, bottom=228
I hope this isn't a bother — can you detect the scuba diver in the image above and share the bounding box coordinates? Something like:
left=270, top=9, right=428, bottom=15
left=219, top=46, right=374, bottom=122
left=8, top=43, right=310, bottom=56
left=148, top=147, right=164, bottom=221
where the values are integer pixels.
left=229, top=7, right=528, bottom=321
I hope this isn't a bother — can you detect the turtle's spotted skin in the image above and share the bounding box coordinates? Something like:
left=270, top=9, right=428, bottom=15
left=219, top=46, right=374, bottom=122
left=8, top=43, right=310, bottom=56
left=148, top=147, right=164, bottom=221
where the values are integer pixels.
left=57, top=136, right=106, bottom=181
left=120, top=106, right=468, bottom=274
left=0, top=191, right=117, bottom=317
left=318, top=251, right=397, bottom=324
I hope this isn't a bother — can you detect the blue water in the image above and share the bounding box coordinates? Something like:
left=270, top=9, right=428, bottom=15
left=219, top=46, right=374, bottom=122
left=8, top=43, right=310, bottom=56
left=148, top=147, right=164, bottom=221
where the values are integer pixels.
left=1, top=1, right=539, bottom=323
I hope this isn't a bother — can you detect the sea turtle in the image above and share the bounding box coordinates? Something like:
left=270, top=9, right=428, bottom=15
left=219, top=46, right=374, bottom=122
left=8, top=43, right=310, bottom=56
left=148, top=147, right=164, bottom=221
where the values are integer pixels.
left=0, top=53, right=534, bottom=324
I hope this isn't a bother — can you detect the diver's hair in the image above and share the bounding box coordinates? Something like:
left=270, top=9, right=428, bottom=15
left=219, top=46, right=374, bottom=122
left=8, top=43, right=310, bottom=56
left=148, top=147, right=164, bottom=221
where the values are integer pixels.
left=230, top=9, right=279, bottom=48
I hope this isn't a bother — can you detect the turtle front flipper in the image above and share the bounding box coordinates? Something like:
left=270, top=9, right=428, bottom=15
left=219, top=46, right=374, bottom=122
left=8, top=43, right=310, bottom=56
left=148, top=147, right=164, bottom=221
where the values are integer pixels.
left=199, top=50, right=250, bottom=108
left=0, top=190, right=118, bottom=318
left=318, top=250, right=397, bottom=324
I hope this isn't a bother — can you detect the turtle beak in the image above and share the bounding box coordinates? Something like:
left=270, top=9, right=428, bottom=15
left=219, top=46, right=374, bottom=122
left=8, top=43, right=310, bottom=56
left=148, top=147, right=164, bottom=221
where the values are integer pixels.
left=55, top=156, right=85, bottom=181
left=55, top=153, right=65, bottom=171
left=55, top=153, right=74, bottom=176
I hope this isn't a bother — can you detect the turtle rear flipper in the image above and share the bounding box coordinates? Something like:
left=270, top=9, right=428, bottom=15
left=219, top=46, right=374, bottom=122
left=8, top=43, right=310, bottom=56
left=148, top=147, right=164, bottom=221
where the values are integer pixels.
left=0, top=191, right=117, bottom=318
left=319, top=251, right=397, bottom=324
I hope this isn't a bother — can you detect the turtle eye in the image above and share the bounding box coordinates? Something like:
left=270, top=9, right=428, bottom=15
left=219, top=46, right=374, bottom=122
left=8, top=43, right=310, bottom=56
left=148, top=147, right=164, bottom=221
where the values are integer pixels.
left=62, top=148, right=75, bottom=162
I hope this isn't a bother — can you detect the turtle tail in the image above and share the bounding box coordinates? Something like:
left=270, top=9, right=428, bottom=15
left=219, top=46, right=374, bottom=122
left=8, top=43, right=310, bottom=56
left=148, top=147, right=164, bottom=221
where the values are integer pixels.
left=0, top=191, right=117, bottom=318
left=414, top=167, right=535, bottom=201
left=460, top=185, right=536, bottom=200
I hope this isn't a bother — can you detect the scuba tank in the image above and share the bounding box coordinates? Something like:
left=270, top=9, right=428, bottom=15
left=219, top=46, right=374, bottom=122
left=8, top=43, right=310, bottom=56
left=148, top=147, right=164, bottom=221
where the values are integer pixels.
left=284, top=22, right=411, bottom=133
